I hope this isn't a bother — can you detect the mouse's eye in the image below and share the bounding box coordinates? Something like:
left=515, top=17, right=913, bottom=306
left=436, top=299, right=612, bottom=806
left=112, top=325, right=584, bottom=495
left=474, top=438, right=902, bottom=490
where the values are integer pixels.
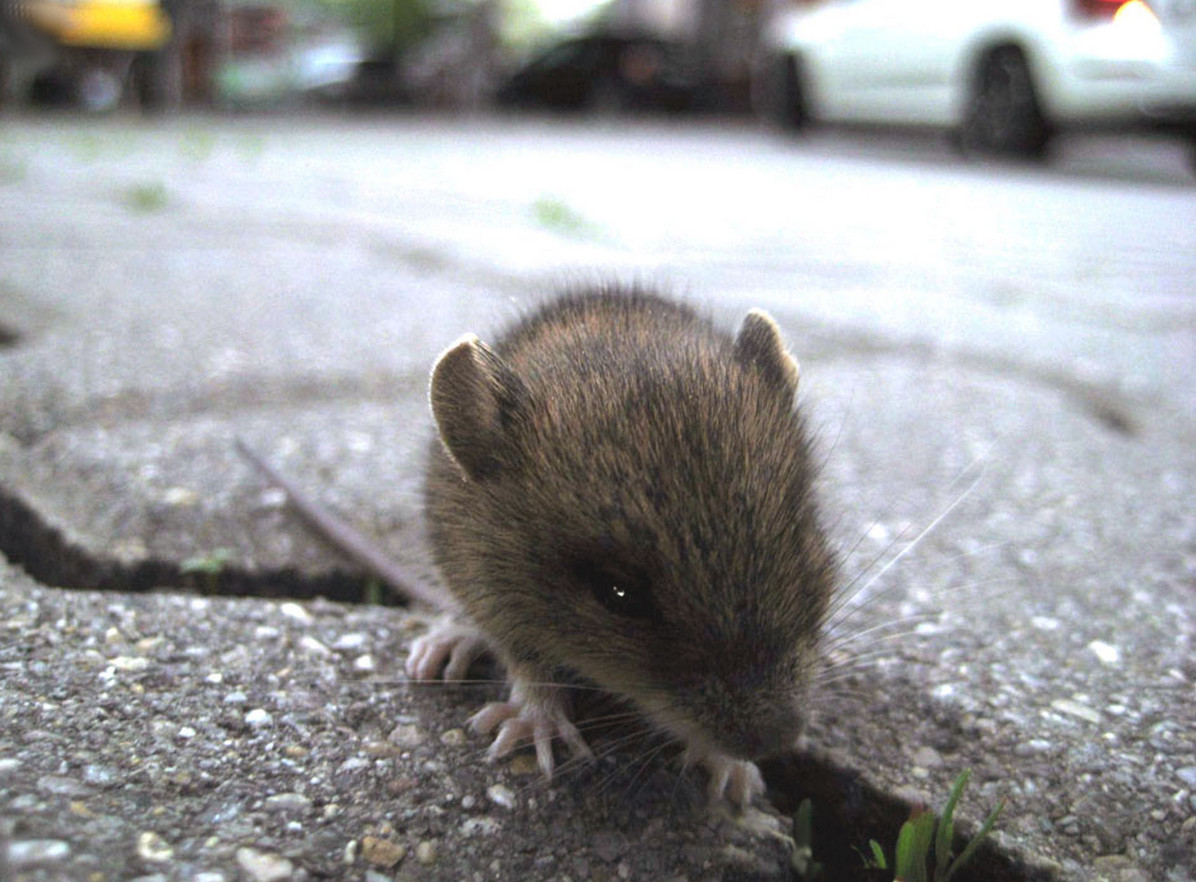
left=572, top=562, right=660, bottom=623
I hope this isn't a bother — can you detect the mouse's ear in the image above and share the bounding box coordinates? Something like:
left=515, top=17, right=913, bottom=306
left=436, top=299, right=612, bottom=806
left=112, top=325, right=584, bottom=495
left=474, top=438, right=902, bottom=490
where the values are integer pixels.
left=734, top=309, right=800, bottom=400
left=429, top=334, right=528, bottom=481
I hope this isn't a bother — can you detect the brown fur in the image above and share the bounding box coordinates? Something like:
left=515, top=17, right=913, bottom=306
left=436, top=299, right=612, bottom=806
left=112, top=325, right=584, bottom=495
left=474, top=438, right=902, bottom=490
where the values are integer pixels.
left=425, top=286, right=836, bottom=760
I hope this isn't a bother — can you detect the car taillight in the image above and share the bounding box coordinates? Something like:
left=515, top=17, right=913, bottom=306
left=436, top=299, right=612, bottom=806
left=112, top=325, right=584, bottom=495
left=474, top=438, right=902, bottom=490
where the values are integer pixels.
left=1073, top=0, right=1144, bottom=18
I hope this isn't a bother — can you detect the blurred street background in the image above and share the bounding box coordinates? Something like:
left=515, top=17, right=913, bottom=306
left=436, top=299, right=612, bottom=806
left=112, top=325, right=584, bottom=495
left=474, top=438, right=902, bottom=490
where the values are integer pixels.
left=0, top=0, right=767, bottom=114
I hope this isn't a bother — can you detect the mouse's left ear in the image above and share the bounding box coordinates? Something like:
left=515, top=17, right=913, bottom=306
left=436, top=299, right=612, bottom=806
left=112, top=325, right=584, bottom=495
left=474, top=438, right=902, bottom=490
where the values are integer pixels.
left=734, top=309, right=800, bottom=400
left=430, top=334, right=528, bottom=481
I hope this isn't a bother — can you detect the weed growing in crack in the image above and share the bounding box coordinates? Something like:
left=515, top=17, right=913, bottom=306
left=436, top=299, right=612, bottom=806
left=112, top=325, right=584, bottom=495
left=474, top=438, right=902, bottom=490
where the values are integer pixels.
left=181, top=548, right=233, bottom=593
left=123, top=181, right=169, bottom=213
left=789, top=769, right=1004, bottom=881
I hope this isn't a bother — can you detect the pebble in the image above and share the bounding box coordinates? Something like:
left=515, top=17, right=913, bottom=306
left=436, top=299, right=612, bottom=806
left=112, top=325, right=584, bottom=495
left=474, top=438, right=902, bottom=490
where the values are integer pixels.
left=1014, top=739, right=1053, bottom=757
left=298, top=635, right=331, bottom=657
left=8, top=839, right=71, bottom=867
left=110, top=655, right=151, bottom=672
left=353, top=654, right=376, bottom=673
left=235, top=847, right=294, bottom=882
left=137, top=831, right=173, bottom=862
left=461, top=816, right=502, bottom=837
left=136, top=635, right=165, bottom=654
left=592, top=830, right=629, bottom=863
left=415, top=839, right=439, bottom=865
left=0, top=757, right=22, bottom=775
left=910, top=745, right=943, bottom=767
left=37, top=774, right=91, bottom=797
left=163, top=486, right=198, bottom=506
left=440, top=728, right=467, bottom=747
left=361, top=836, right=407, bottom=869
left=389, top=723, right=425, bottom=747
left=507, top=753, right=539, bottom=776
left=1087, top=640, right=1121, bottom=665
left=1050, top=698, right=1102, bottom=724
left=487, top=783, right=517, bottom=809
left=333, top=633, right=367, bottom=650
left=279, top=602, right=313, bottom=624
left=264, top=792, right=313, bottom=813
left=245, top=708, right=273, bottom=727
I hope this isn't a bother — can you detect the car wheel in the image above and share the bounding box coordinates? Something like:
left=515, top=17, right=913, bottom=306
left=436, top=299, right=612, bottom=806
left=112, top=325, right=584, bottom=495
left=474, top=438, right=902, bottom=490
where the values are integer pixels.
left=960, top=46, right=1049, bottom=158
left=756, top=52, right=808, bottom=131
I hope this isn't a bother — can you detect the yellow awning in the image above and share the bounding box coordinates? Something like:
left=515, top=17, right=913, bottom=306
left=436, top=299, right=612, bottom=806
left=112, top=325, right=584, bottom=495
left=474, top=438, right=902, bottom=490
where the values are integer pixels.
left=25, top=1, right=172, bottom=51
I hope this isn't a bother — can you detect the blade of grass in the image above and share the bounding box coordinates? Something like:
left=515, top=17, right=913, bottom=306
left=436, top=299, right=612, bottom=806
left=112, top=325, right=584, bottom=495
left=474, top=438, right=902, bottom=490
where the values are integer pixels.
left=934, top=769, right=971, bottom=878
left=868, top=839, right=888, bottom=869
left=894, top=812, right=935, bottom=882
left=790, top=799, right=819, bottom=878
left=945, top=799, right=1006, bottom=881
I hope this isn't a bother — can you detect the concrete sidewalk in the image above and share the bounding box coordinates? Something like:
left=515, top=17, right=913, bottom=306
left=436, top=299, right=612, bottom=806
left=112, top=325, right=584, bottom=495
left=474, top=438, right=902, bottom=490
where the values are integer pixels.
left=1, top=114, right=1193, bottom=882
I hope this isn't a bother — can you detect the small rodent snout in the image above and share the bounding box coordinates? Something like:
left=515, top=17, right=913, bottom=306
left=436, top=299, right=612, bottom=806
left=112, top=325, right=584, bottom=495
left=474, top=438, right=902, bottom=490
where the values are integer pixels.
left=726, top=702, right=807, bottom=760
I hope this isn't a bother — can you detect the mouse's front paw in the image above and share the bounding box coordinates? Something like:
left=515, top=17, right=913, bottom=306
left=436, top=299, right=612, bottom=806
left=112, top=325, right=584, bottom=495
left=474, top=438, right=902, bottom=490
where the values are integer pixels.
left=693, top=751, right=765, bottom=808
left=405, top=615, right=488, bottom=682
left=469, top=681, right=593, bottom=779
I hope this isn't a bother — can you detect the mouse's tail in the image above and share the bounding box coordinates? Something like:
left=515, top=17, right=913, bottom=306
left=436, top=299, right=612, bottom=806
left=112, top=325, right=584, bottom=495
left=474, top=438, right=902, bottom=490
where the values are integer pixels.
left=235, top=437, right=453, bottom=612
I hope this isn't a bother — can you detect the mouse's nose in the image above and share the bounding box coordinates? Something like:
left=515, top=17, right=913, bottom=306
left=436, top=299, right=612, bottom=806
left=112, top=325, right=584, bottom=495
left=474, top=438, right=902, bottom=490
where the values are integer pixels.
left=729, top=703, right=806, bottom=760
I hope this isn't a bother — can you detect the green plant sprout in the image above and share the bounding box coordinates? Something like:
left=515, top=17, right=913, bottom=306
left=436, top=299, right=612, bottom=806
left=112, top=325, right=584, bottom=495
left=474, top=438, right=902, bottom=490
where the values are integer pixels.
left=531, top=195, right=597, bottom=238
left=180, top=127, right=217, bottom=163
left=363, top=577, right=384, bottom=606
left=123, top=181, right=169, bottom=213
left=790, top=797, right=824, bottom=879
left=181, top=548, right=233, bottom=593
left=791, top=769, right=1004, bottom=882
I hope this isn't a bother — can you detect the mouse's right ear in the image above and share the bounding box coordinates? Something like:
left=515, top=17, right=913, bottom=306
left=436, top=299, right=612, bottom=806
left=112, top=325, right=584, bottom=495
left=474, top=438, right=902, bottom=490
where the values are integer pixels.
left=429, top=334, right=528, bottom=481
left=734, top=309, right=800, bottom=401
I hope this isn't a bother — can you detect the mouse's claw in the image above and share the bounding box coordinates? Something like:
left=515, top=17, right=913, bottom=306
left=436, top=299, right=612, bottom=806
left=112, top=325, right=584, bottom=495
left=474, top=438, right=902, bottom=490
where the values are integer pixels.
left=405, top=615, right=487, bottom=682
left=686, top=750, right=765, bottom=808
left=469, top=680, right=593, bottom=779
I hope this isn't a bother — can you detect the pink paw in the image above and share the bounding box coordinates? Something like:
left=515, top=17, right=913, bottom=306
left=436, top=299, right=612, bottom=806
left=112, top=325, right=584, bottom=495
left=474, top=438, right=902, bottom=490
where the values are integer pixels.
left=404, top=616, right=487, bottom=682
left=469, top=682, right=593, bottom=779
left=689, top=750, right=765, bottom=807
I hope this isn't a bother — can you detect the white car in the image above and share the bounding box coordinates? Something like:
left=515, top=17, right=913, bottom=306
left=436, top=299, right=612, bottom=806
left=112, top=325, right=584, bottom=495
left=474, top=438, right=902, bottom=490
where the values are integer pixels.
left=755, top=0, right=1196, bottom=158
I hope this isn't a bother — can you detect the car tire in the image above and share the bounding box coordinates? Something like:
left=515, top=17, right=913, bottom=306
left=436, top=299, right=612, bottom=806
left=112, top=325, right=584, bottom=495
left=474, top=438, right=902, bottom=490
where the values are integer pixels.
left=960, top=46, right=1049, bottom=158
left=756, top=52, right=808, bottom=131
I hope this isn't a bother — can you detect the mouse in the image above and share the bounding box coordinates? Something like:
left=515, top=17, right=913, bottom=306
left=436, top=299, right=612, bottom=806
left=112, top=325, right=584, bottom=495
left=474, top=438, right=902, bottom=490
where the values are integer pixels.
left=239, top=285, right=837, bottom=807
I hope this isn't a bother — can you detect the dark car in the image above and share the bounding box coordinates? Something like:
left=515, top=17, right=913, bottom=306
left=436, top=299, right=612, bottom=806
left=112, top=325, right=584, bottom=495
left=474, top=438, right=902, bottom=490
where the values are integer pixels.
left=495, top=34, right=704, bottom=113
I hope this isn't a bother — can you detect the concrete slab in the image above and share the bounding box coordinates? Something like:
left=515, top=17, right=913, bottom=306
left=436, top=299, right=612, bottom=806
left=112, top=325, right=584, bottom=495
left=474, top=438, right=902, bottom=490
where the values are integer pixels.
left=0, top=557, right=793, bottom=882
left=1, top=114, right=1193, bottom=882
